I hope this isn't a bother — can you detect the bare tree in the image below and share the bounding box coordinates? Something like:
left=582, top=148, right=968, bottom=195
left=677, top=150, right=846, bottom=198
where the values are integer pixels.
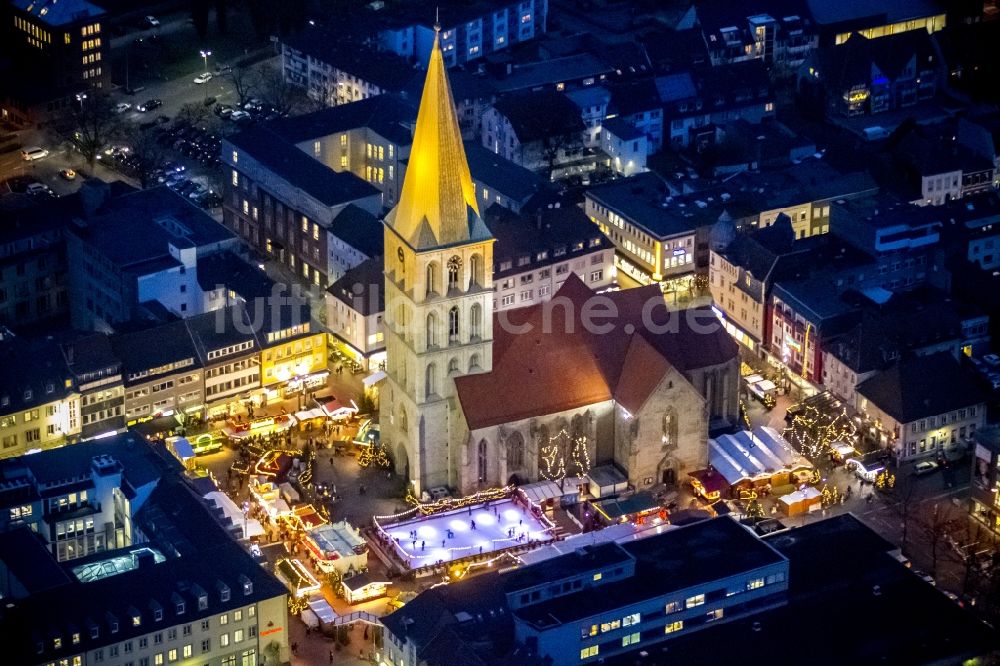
left=882, top=472, right=919, bottom=555
left=176, top=102, right=211, bottom=128
left=56, top=89, right=120, bottom=174
left=228, top=63, right=259, bottom=108
left=918, top=502, right=958, bottom=577
left=120, top=125, right=166, bottom=189
left=257, top=66, right=308, bottom=117
left=541, top=130, right=584, bottom=181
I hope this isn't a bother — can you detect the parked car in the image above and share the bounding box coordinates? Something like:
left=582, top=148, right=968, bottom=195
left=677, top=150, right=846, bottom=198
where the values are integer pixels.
left=113, top=102, right=132, bottom=114
left=137, top=99, right=162, bottom=112
left=26, top=182, right=50, bottom=195
left=230, top=110, right=251, bottom=122
left=143, top=15, right=160, bottom=27
left=914, top=461, right=940, bottom=476
left=214, top=104, right=234, bottom=118
left=59, top=169, right=77, bottom=180
left=984, top=354, right=1000, bottom=367
left=21, top=147, right=49, bottom=161
left=193, top=72, right=213, bottom=84
left=912, top=569, right=935, bottom=586
left=214, top=64, right=232, bottom=74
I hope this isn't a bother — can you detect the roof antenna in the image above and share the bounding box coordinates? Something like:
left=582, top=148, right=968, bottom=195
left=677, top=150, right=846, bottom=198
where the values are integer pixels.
left=435, top=6, right=441, bottom=31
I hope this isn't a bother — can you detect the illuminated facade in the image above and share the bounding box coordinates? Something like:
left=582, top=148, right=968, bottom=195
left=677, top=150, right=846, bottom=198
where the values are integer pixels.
left=380, top=28, right=496, bottom=494
left=3, top=0, right=109, bottom=126
left=259, top=323, right=327, bottom=389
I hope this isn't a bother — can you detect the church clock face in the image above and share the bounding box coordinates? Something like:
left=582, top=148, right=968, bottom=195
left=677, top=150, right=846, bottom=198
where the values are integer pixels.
left=397, top=247, right=405, bottom=263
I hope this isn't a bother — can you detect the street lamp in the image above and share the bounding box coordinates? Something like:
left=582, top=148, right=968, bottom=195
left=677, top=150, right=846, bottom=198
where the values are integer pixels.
left=200, top=49, right=212, bottom=73
left=75, top=92, right=87, bottom=111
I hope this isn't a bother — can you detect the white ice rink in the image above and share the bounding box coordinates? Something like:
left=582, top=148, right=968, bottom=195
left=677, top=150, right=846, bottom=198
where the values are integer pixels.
left=381, top=499, right=555, bottom=567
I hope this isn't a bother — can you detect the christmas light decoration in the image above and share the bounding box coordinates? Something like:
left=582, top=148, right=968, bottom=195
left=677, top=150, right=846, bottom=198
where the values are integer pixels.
left=359, top=440, right=391, bottom=469
left=403, top=485, right=513, bottom=516
left=540, top=429, right=590, bottom=482
left=783, top=394, right=859, bottom=460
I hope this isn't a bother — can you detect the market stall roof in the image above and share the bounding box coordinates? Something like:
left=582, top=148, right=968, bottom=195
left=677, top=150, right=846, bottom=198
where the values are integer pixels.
left=756, top=379, right=777, bottom=392
left=363, top=370, right=387, bottom=386
left=587, top=465, right=628, bottom=491
left=744, top=374, right=764, bottom=384
left=170, top=437, right=194, bottom=460
left=342, top=572, right=388, bottom=591
left=709, top=426, right=813, bottom=486
left=306, top=521, right=365, bottom=558
left=688, top=468, right=730, bottom=496
left=316, top=395, right=359, bottom=418
left=519, top=480, right=567, bottom=504
left=204, top=491, right=265, bottom=538
left=592, top=491, right=660, bottom=521
left=129, top=413, right=182, bottom=438
left=307, top=596, right=337, bottom=623
left=831, top=441, right=857, bottom=456
left=295, top=408, right=326, bottom=421
left=291, top=504, right=327, bottom=530
left=778, top=486, right=822, bottom=506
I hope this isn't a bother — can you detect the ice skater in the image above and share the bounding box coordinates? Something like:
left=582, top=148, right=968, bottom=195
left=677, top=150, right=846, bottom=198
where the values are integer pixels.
left=470, top=520, right=476, bottom=530
left=421, top=541, right=425, bottom=551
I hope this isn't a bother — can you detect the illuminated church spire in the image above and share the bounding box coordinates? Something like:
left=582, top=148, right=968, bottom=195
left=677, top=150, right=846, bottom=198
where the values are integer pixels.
left=386, top=25, right=485, bottom=249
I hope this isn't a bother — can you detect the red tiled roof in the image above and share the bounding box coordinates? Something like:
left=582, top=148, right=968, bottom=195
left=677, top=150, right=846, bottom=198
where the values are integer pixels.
left=455, top=275, right=737, bottom=430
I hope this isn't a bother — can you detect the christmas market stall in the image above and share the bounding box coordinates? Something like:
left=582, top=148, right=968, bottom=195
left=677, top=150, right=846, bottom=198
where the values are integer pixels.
left=688, top=468, right=730, bottom=501
left=777, top=486, right=822, bottom=517
left=830, top=441, right=858, bottom=463
left=518, top=479, right=580, bottom=514
left=589, top=491, right=665, bottom=527
left=302, top=521, right=368, bottom=575
left=341, top=572, right=390, bottom=605
left=223, top=414, right=297, bottom=440
left=586, top=465, right=629, bottom=499
left=274, top=557, right=321, bottom=598
left=294, top=407, right=327, bottom=430
left=704, top=426, right=815, bottom=497
left=315, top=395, right=359, bottom=420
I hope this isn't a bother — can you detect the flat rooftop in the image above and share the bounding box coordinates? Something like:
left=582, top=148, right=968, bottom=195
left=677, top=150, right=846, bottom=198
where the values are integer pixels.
left=514, top=517, right=786, bottom=627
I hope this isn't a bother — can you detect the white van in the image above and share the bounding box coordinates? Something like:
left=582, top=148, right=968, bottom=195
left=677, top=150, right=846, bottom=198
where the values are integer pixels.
left=21, top=147, right=49, bottom=161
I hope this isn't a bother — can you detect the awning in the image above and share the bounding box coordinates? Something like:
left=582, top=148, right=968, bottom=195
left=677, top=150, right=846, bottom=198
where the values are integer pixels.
left=295, top=408, right=326, bottom=421
left=363, top=370, right=387, bottom=387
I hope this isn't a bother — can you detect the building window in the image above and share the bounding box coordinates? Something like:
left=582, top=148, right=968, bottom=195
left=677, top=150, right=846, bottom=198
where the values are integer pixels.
left=685, top=594, right=705, bottom=608
left=580, top=646, right=599, bottom=659
left=622, top=632, right=640, bottom=647
left=448, top=306, right=460, bottom=343
left=665, top=620, right=683, bottom=634
left=447, top=256, right=462, bottom=290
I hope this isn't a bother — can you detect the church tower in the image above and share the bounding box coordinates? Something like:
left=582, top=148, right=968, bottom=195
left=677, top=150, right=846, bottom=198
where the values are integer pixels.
left=381, top=27, right=494, bottom=495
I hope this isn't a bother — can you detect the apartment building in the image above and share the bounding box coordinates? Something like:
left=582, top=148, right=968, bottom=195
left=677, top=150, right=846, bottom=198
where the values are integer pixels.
left=486, top=205, right=615, bottom=311
left=2, top=0, right=109, bottom=126
left=378, top=0, right=548, bottom=67
left=1, top=436, right=290, bottom=666
left=184, top=307, right=261, bottom=418
left=325, top=258, right=385, bottom=372
left=856, top=352, right=986, bottom=461
left=222, top=127, right=382, bottom=290
left=0, top=332, right=79, bottom=458
left=111, top=321, right=205, bottom=427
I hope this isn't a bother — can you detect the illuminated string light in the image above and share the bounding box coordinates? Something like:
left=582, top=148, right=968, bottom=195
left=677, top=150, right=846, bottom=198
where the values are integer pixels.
left=540, top=429, right=590, bottom=482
